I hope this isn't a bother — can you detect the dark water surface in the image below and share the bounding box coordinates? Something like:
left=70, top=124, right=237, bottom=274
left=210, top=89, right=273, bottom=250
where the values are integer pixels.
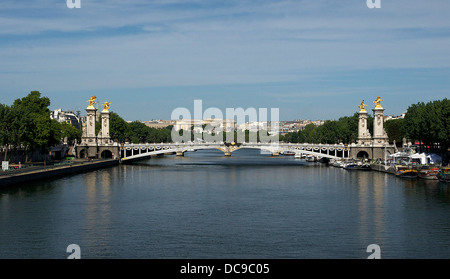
left=1, top=149, right=449, bottom=259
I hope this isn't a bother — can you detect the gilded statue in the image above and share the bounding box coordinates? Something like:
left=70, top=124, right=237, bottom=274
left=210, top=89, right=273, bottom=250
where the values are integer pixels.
left=102, top=101, right=111, bottom=112
left=87, top=96, right=97, bottom=109
left=373, top=96, right=383, bottom=109
left=358, top=100, right=367, bottom=112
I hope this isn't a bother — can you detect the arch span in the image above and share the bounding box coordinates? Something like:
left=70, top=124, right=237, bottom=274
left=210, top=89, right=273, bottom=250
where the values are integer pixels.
left=120, top=143, right=349, bottom=162
left=357, top=151, right=370, bottom=159
left=101, top=150, right=113, bottom=159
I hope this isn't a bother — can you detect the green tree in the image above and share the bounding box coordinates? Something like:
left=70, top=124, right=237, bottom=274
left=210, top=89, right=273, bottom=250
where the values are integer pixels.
left=11, top=91, right=60, bottom=161
left=403, top=98, right=450, bottom=164
left=109, top=112, right=131, bottom=142
left=0, top=104, right=13, bottom=160
left=129, top=121, right=151, bottom=143
left=61, top=122, right=82, bottom=143
left=385, top=118, right=405, bottom=147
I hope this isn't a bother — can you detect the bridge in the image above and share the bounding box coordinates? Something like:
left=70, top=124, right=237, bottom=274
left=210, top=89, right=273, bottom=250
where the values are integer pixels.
left=75, top=96, right=397, bottom=163
left=119, top=142, right=349, bottom=162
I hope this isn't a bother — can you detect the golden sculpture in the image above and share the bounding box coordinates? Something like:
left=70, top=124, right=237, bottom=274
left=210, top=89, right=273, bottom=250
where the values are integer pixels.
left=102, top=101, right=111, bottom=112
left=358, top=100, right=367, bottom=112
left=87, top=96, right=97, bottom=109
left=373, top=96, right=383, bottom=109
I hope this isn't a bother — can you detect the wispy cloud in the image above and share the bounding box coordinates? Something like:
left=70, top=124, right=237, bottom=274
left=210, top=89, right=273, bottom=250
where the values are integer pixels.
left=0, top=0, right=449, bottom=120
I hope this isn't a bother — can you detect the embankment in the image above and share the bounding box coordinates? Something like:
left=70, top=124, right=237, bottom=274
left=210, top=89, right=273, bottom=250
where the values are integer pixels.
left=0, top=159, right=119, bottom=187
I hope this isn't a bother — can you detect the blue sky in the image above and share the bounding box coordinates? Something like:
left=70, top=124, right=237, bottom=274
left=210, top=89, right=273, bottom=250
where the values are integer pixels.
left=0, top=0, right=449, bottom=121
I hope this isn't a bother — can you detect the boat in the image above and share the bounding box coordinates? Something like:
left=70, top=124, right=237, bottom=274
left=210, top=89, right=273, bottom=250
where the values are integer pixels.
left=358, top=163, right=372, bottom=171
left=306, top=156, right=316, bottom=162
left=333, top=160, right=344, bottom=168
left=343, top=163, right=359, bottom=170
left=418, top=166, right=440, bottom=180
left=398, top=169, right=419, bottom=179
left=281, top=151, right=295, bottom=156
left=394, top=165, right=409, bottom=176
left=437, top=167, right=450, bottom=183
left=294, top=153, right=302, bottom=159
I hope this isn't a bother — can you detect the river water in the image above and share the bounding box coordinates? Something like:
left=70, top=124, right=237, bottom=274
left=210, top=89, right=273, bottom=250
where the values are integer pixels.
left=0, top=149, right=449, bottom=259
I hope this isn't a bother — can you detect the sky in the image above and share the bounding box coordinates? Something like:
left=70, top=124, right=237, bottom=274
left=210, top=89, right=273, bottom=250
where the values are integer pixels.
left=0, top=0, right=449, bottom=121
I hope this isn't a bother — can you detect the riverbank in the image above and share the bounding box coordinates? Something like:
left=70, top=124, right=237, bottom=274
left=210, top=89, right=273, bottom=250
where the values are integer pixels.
left=0, top=159, right=119, bottom=187
left=370, top=163, right=396, bottom=174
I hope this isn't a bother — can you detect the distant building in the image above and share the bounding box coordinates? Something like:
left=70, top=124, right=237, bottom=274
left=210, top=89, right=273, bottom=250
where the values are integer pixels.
left=384, top=112, right=406, bottom=121
left=237, top=121, right=268, bottom=132
left=143, top=120, right=176, bottom=129
left=50, top=109, right=82, bottom=130
left=173, top=119, right=236, bottom=133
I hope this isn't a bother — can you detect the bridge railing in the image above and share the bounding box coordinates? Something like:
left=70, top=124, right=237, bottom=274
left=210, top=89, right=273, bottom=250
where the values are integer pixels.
left=120, top=142, right=350, bottom=161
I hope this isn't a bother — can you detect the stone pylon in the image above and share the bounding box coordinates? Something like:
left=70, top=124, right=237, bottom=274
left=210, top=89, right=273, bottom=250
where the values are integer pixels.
left=99, top=107, right=111, bottom=145
left=83, top=104, right=98, bottom=146
left=372, top=97, right=389, bottom=146
left=357, top=100, right=372, bottom=145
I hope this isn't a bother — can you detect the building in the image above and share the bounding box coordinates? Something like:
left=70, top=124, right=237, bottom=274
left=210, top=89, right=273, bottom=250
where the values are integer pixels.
left=384, top=112, right=406, bottom=121
left=143, top=120, right=176, bottom=129
left=50, top=109, right=82, bottom=130
left=173, top=119, right=237, bottom=133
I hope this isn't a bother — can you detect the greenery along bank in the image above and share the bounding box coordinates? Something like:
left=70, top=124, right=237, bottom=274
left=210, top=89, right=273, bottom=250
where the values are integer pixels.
left=1, top=92, right=448, bottom=164
left=0, top=91, right=81, bottom=162
left=0, top=91, right=172, bottom=162
left=281, top=98, right=449, bottom=164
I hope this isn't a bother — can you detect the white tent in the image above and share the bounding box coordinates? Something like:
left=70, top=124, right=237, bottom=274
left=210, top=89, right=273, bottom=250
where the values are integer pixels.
left=410, top=153, right=442, bottom=165
left=390, top=152, right=442, bottom=165
left=411, top=153, right=426, bottom=164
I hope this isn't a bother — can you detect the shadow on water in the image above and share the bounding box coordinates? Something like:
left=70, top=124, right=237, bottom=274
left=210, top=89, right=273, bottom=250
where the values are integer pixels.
left=1, top=148, right=449, bottom=259
left=130, top=148, right=310, bottom=168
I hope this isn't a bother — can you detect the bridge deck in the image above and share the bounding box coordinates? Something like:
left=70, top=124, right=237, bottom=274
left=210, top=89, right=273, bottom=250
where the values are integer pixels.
left=120, top=142, right=350, bottom=162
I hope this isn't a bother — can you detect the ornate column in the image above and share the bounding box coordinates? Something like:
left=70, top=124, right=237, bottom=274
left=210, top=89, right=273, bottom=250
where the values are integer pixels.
left=372, top=96, right=389, bottom=146
left=83, top=96, right=98, bottom=146
left=99, top=102, right=111, bottom=145
left=77, top=96, right=99, bottom=158
left=357, top=100, right=372, bottom=145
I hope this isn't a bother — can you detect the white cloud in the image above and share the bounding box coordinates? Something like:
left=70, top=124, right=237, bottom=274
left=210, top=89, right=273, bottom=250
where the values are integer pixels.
left=0, top=0, right=449, bottom=120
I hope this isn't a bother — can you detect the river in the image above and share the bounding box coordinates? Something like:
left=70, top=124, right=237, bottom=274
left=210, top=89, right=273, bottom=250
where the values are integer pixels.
left=0, top=149, right=449, bottom=259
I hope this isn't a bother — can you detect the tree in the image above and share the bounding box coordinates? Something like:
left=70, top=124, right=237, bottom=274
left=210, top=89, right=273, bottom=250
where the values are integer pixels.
left=109, top=112, right=131, bottom=142
left=0, top=104, right=13, bottom=160
left=129, top=121, right=151, bottom=143
left=11, top=91, right=59, bottom=161
left=385, top=118, right=405, bottom=146
left=61, top=122, right=82, bottom=143
left=403, top=98, right=450, bottom=164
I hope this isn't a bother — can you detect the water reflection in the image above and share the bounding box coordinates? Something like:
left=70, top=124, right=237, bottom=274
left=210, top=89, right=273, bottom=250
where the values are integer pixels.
left=83, top=170, right=114, bottom=256
left=0, top=149, right=449, bottom=259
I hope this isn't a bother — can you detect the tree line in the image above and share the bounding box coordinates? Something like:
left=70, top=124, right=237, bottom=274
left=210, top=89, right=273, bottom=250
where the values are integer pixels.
left=174, top=125, right=279, bottom=143
left=104, top=112, right=173, bottom=144
left=403, top=98, right=449, bottom=163
left=1, top=92, right=448, bottom=163
left=281, top=98, right=449, bottom=163
left=281, top=113, right=374, bottom=144
left=0, top=91, right=81, bottom=162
